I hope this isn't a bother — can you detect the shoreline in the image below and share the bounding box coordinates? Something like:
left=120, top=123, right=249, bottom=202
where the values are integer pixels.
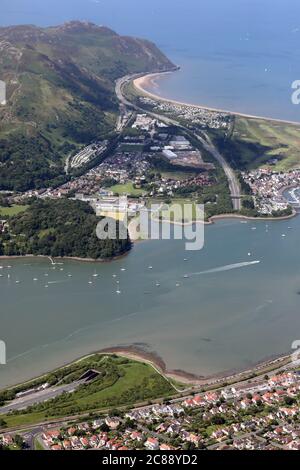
left=99, top=346, right=292, bottom=386
left=134, top=71, right=300, bottom=127
left=0, top=250, right=131, bottom=264
left=1, top=344, right=292, bottom=392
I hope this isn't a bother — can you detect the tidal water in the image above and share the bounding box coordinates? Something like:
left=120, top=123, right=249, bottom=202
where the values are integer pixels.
left=1, top=1, right=300, bottom=387
left=1, top=0, right=300, bottom=121
left=1, top=216, right=300, bottom=388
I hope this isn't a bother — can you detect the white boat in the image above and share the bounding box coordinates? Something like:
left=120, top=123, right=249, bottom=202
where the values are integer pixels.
left=184, top=275, right=189, bottom=279
left=33, top=278, right=38, bottom=281
left=148, top=266, right=153, bottom=269
left=120, top=268, right=126, bottom=272
left=116, top=290, right=121, bottom=294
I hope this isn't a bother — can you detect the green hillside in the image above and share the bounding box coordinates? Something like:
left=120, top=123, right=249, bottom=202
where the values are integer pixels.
left=0, top=21, right=174, bottom=191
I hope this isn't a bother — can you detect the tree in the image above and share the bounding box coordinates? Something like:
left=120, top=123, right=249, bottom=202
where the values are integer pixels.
left=0, top=418, right=7, bottom=428
left=14, top=434, right=25, bottom=449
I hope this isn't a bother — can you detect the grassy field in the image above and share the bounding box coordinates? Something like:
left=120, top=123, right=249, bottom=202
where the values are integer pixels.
left=34, top=438, right=45, bottom=451
left=0, top=205, right=28, bottom=217
left=153, top=198, right=203, bottom=223
left=221, top=116, right=300, bottom=171
left=109, top=182, right=147, bottom=196
left=119, top=143, right=145, bottom=152
left=0, top=355, right=175, bottom=428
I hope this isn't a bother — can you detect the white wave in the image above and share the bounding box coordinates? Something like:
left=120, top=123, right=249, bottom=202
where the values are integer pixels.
left=47, top=280, right=68, bottom=285
left=188, top=260, right=261, bottom=276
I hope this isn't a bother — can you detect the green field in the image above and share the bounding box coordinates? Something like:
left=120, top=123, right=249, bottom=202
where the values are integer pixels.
left=119, top=143, right=145, bottom=152
left=0, top=354, right=175, bottom=428
left=217, top=116, right=300, bottom=171
left=0, top=205, right=28, bottom=217
left=109, top=182, right=147, bottom=196
left=153, top=198, right=203, bottom=223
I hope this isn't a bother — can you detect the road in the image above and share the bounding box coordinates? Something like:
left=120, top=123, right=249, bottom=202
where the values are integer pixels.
left=115, top=73, right=242, bottom=211
left=0, top=380, right=85, bottom=415
left=196, top=132, right=242, bottom=211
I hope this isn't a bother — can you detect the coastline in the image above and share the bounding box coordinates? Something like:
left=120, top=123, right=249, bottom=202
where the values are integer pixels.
left=0, top=250, right=131, bottom=264
left=2, top=344, right=292, bottom=393
left=99, top=346, right=292, bottom=387
left=134, top=72, right=300, bottom=127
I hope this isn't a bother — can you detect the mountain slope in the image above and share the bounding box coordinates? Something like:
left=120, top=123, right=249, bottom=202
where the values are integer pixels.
left=0, top=21, right=174, bottom=191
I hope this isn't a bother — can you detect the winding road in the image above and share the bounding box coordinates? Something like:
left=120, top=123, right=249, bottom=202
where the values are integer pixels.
left=115, top=74, right=241, bottom=211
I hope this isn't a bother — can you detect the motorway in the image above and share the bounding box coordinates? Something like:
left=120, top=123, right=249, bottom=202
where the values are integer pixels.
left=0, top=380, right=85, bottom=415
left=115, top=74, right=242, bottom=211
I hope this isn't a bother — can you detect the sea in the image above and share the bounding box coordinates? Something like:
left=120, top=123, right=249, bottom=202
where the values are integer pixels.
left=1, top=0, right=300, bottom=121
left=1, top=217, right=300, bottom=388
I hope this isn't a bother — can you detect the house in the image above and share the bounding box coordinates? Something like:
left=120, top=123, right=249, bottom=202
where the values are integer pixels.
left=63, top=440, right=72, bottom=450
left=183, top=398, right=195, bottom=408
left=105, top=417, right=120, bottom=429
left=70, top=436, right=80, bottom=449
left=274, top=427, right=283, bottom=435
left=92, top=419, right=103, bottom=429
left=204, top=392, right=219, bottom=404
left=67, top=427, right=77, bottom=436
left=80, top=437, right=90, bottom=449
left=262, top=392, right=274, bottom=404
left=130, top=431, right=143, bottom=442
left=145, top=437, right=159, bottom=450
left=192, top=395, right=206, bottom=407
left=51, top=444, right=63, bottom=451
left=221, top=389, right=232, bottom=400
left=273, top=389, right=286, bottom=401
left=156, top=423, right=168, bottom=433
left=211, top=429, right=225, bottom=441
left=240, top=398, right=252, bottom=409
left=42, top=430, right=61, bottom=444
left=90, top=435, right=99, bottom=447
left=1, top=435, right=14, bottom=446
left=160, top=444, right=176, bottom=450
left=277, top=407, right=298, bottom=418
left=252, top=394, right=262, bottom=405
left=167, top=424, right=181, bottom=435
left=77, top=423, right=90, bottom=432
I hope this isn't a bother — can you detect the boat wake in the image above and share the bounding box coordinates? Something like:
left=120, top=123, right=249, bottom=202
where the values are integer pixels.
left=187, top=260, right=261, bottom=276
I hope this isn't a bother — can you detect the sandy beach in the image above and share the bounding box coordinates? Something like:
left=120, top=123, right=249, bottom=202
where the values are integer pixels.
left=134, top=72, right=300, bottom=127
left=100, top=345, right=292, bottom=388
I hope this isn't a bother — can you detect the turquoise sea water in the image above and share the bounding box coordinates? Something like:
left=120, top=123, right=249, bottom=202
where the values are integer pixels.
left=1, top=0, right=300, bottom=121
